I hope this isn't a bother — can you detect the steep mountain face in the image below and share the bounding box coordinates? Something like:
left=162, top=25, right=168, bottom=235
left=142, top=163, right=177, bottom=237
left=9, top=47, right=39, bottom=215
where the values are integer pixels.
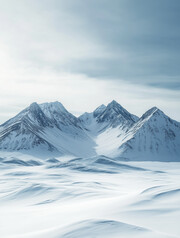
left=1, top=102, right=52, bottom=129
left=79, top=104, right=106, bottom=129
left=117, top=107, right=180, bottom=161
left=40, top=101, right=82, bottom=130
left=0, top=103, right=55, bottom=151
left=79, top=101, right=140, bottom=156
left=0, top=101, right=180, bottom=161
left=0, top=102, right=96, bottom=157
left=83, top=104, right=180, bottom=161
left=95, top=100, right=138, bottom=126
left=79, top=100, right=138, bottom=135
left=79, top=104, right=107, bottom=136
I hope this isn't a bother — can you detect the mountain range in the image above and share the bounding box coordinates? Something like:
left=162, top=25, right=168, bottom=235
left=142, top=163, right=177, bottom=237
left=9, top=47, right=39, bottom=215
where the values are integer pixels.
left=0, top=100, right=180, bottom=161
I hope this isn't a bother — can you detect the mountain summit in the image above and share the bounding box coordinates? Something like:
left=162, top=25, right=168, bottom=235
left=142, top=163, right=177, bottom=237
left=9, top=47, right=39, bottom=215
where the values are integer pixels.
left=95, top=100, right=138, bottom=126
left=0, top=102, right=95, bottom=157
left=0, top=101, right=180, bottom=161
left=117, top=107, right=180, bottom=160
left=79, top=100, right=138, bottom=135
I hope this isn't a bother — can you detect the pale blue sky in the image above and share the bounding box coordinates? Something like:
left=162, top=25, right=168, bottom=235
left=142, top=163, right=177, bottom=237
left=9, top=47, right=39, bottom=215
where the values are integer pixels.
left=0, top=0, right=180, bottom=122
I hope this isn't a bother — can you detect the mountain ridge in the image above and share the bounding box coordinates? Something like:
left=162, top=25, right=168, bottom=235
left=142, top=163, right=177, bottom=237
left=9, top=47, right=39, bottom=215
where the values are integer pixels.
left=117, top=107, right=180, bottom=161
left=0, top=101, right=180, bottom=161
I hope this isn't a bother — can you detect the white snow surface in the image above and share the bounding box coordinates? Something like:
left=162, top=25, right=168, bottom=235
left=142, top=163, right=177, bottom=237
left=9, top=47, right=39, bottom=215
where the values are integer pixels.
left=0, top=151, right=180, bottom=238
left=0, top=101, right=180, bottom=237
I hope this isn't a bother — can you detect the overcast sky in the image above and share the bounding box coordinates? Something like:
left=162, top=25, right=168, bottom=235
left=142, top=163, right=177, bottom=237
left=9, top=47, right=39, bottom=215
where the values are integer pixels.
left=0, top=0, right=180, bottom=123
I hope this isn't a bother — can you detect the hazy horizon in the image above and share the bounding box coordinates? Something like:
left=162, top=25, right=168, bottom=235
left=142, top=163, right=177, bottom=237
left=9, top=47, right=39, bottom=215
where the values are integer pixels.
left=0, top=0, right=180, bottom=123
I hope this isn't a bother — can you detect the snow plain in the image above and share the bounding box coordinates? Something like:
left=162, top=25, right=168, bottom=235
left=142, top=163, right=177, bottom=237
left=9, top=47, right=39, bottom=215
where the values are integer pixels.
left=0, top=151, right=180, bottom=238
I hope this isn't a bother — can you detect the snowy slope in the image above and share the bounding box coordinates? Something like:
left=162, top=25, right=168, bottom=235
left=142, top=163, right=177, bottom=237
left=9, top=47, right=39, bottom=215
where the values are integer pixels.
left=95, top=100, right=138, bottom=126
left=0, top=103, right=56, bottom=151
left=1, top=102, right=180, bottom=238
left=0, top=101, right=180, bottom=161
left=79, top=100, right=138, bottom=136
left=0, top=102, right=96, bottom=157
left=92, top=105, right=180, bottom=161
left=0, top=152, right=180, bottom=238
left=79, top=101, right=139, bottom=156
left=79, top=104, right=107, bottom=136
left=40, top=101, right=82, bottom=130
left=117, top=107, right=180, bottom=161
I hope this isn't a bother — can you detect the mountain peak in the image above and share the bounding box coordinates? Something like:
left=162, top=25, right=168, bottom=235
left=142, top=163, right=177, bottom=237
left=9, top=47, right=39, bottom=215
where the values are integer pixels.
left=96, top=104, right=106, bottom=110
left=93, top=104, right=106, bottom=117
left=107, top=100, right=121, bottom=108
left=106, top=100, right=129, bottom=114
left=39, top=101, right=81, bottom=128
left=147, top=106, right=158, bottom=114
left=95, top=100, right=138, bottom=125
left=141, top=107, right=163, bottom=121
left=40, top=101, right=67, bottom=114
left=28, top=102, right=41, bottom=113
left=0, top=100, right=180, bottom=160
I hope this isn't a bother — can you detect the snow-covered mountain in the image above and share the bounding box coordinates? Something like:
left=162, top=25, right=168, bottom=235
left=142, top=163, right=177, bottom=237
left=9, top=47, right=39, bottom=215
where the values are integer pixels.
left=79, top=100, right=138, bottom=135
left=0, top=102, right=96, bottom=157
left=95, top=105, right=180, bottom=161
left=0, top=100, right=180, bottom=161
left=118, top=107, right=180, bottom=161
left=0, top=102, right=55, bottom=151
left=79, top=100, right=141, bottom=158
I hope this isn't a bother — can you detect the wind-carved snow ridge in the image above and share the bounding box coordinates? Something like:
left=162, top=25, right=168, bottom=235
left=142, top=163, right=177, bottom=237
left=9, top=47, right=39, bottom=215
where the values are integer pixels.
left=0, top=152, right=180, bottom=238
left=0, top=100, right=180, bottom=161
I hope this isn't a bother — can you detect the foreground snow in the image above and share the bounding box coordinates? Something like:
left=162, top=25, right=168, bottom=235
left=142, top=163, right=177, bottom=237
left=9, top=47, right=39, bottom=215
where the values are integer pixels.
left=0, top=152, right=180, bottom=238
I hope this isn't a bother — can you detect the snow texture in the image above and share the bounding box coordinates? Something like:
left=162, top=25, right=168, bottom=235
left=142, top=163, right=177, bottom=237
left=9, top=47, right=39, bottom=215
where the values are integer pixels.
left=0, top=152, right=180, bottom=238
left=0, top=100, right=180, bottom=161
left=0, top=101, right=180, bottom=237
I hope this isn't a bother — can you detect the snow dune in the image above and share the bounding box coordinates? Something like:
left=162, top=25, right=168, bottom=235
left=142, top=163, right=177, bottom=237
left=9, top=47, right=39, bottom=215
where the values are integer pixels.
left=0, top=152, right=180, bottom=238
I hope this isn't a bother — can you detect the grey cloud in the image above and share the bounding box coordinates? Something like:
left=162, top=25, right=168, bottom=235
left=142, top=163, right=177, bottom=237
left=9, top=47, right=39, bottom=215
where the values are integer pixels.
left=59, top=0, right=180, bottom=89
left=0, top=0, right=180, bottom=90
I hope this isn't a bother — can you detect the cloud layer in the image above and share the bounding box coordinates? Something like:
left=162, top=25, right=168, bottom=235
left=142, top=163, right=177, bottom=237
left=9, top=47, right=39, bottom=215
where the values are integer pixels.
left=0, top=0, right=180, bottom=122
